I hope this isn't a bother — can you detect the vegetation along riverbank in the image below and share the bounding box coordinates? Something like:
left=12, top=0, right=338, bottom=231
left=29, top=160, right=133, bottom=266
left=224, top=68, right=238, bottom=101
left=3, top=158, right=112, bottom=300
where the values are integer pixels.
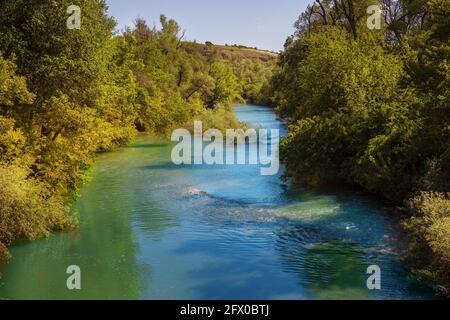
left=0, top=0, right=448, bottom=297
left=0, top=1, right=274, bottom=262
left=267, top=0, right=449, bottom=296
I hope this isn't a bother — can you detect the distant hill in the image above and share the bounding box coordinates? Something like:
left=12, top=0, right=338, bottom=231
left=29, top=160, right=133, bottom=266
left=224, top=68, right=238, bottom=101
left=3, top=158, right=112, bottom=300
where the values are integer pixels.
left=183, top=42, right=278, bottom=63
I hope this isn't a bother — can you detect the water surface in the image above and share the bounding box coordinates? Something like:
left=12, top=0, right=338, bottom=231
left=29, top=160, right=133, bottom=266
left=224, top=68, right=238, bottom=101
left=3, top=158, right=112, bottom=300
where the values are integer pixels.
left=0, top=105, right=437, bottom=299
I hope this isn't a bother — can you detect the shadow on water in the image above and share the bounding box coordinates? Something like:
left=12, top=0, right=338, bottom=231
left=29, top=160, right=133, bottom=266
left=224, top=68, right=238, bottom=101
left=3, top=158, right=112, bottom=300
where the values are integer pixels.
left=274, top=222, right=440, bottom=300
left=276, top=229, right=369, bottom=299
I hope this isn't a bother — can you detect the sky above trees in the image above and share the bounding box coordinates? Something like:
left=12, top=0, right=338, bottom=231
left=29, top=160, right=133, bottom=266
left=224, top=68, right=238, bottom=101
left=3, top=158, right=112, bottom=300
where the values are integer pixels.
left=106, top=0, right=308, bottom=51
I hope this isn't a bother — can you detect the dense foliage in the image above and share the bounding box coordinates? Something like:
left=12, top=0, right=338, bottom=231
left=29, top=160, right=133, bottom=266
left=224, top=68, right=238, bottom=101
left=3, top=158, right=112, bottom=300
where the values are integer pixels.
left=0, top=0, right=274, bottom=261
left=229, top=57, right=276, bottom=105
left=271, top=0, right=449, bottom=294
left=404, top=192, right=450, bottom=294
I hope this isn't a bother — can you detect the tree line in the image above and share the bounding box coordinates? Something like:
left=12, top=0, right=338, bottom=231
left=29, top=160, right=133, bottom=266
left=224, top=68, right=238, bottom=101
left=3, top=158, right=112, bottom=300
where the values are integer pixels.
left=269, top=0, right=449, bottom=295
left=0, top=0, right=274, bottom=261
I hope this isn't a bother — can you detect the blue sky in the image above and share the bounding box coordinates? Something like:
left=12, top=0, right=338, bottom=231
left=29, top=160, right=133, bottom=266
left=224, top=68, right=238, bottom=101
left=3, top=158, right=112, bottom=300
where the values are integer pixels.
left=105, top=0, right=309, bottom=52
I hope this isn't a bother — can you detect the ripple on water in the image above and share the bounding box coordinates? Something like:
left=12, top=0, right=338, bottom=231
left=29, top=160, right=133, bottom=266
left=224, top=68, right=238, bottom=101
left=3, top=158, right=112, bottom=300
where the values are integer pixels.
left=0, top=105, right=439, bottom=300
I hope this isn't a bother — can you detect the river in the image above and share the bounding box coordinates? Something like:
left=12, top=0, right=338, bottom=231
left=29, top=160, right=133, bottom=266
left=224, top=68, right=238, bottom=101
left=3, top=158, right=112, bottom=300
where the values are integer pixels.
left=0, top=104, right=437, bottom=299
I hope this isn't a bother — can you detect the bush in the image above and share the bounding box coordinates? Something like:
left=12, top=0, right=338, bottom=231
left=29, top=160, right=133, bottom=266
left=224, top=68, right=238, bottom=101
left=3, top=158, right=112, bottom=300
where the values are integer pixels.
left=0, top=163, right=75, bottom=255
left=272, top=0, right=450, bottom=296
left=404, top=192, right=450, bottom=295
left=0, top=241, right=9, bottom=264
left=279, top=27, right=407, bottom=193
left=196, top=104, right=242, bottom=132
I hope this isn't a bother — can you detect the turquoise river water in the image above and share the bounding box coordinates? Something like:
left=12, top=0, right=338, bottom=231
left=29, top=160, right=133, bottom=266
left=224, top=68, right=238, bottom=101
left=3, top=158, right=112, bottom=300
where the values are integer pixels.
left=0, top=105, right=438, bottom=299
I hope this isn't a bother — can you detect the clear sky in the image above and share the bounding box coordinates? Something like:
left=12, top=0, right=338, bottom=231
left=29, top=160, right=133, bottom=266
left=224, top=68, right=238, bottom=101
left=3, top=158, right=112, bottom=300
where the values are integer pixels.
left=105, top=0, right=309, bottom=52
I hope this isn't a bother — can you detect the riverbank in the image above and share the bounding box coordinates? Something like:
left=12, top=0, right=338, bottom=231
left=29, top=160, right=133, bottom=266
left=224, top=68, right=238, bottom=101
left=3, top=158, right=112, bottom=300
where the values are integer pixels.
left=0, top=3, right=274, bottom=263
left=268, top=1, right=449, bottom=296
left=0, top=105, right=439, bottom=299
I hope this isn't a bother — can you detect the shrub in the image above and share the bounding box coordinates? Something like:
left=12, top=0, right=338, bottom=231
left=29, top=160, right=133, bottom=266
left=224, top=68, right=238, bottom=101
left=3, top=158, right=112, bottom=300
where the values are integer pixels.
left=0, top=163, right=75, bottom=254
left=404, top=192, right=450, bottom=295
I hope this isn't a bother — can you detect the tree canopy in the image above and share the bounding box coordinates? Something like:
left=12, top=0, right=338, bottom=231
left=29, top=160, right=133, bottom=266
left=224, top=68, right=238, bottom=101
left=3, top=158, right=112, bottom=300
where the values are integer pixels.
left=0, top=1, right=274, bottom=261
left=270, top=0, right=449, bottom=295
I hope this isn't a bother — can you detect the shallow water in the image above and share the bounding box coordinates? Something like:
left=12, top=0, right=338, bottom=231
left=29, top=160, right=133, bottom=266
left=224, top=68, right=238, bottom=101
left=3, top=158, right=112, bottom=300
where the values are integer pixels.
left=0, top=105, right=438, bottom=299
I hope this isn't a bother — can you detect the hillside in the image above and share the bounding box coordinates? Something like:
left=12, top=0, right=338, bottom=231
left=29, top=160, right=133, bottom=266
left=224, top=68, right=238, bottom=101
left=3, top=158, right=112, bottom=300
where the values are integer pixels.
left=183, top=41, right=278, bottom=63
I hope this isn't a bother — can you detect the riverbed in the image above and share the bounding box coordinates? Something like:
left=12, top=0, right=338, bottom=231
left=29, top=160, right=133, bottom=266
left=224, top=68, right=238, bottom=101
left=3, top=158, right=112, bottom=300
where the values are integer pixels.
left=0, top=105, right=437, bottom=299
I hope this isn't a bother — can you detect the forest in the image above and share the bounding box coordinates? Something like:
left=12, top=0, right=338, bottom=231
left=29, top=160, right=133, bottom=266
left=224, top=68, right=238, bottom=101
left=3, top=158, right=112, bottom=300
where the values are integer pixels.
left=0, top=0, right=274, bottom=262
left=269, top=0, right=449, bottom=295
left=0, top=0, right=448, bottom=298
